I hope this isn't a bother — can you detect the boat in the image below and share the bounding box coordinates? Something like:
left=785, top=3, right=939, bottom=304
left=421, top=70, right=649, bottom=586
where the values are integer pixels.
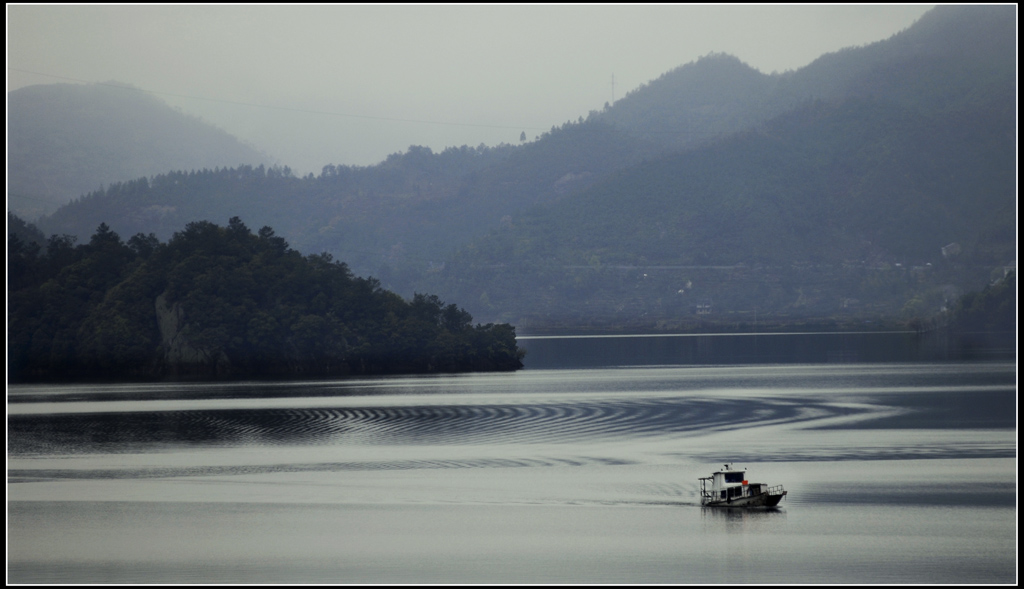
left=698, top=463, right=787, bottom=507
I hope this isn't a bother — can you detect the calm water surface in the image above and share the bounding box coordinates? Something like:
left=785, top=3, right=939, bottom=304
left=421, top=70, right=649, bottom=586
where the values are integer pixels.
left=7, top=356, right=1017, bottom=583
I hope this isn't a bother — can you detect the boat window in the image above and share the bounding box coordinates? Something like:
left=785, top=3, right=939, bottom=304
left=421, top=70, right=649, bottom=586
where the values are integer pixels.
left=724, top=472, right=745, bottom=483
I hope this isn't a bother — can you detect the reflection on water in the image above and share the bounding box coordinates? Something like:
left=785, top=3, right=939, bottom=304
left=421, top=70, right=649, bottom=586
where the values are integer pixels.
left=701, top=505, right=788, bottom=534
left=6, top=396, right=878, bottom=456
left=516, top=331, right=999, bottom=368
left=7, top=362, right=1017, bottom=583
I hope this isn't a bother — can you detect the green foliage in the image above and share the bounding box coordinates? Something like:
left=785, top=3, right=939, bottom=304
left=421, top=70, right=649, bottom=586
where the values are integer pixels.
left=8, top=219, right=524, bottom=382
left=8, top=214, right=46, bottom=292
left=948, top=272, right=1016, bottom=336
left=8, top=212, right=46, bottom=248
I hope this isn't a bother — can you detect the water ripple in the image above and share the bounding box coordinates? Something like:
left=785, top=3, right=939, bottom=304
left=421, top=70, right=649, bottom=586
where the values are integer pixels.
left=8, top=396, right=875, bottom=457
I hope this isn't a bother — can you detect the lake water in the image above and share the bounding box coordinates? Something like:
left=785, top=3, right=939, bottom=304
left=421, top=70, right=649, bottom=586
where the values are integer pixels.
left=7, top=335, right=1017, bottom=583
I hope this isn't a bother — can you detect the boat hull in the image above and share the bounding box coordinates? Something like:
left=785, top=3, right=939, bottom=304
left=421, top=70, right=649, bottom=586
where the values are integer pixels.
left=704, top=491, right=786, bottom=508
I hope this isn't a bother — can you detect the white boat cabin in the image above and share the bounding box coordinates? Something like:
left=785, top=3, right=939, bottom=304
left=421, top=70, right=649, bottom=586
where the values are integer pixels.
left=698, top=463, right=785, bottom=506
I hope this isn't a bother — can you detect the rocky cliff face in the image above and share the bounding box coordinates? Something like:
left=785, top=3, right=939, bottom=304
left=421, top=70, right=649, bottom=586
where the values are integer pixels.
left=155, top=292, right=231, bottom=375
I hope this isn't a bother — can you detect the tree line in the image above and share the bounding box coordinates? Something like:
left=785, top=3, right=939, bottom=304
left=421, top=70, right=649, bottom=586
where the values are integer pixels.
left=8, top=217, right=524, bottom=382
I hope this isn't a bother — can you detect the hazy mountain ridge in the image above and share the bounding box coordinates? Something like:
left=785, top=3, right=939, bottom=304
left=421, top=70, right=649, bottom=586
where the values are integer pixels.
left=429, top=94, right=1014, bottom=328
left=426, top=5, right=1016, bottom=327
left=787, top=5, right=1014, bottom=110
left=600, top=52, right=776, bottom=149
left=18, top=5, right=1016, bottom=331
left=7, top=81, right=271, bottom=219
left=33, top=118, right=659, bottom=292
left=32, top=144, right=514, bottom=278
left=599, top=5, right=1014, bottom=150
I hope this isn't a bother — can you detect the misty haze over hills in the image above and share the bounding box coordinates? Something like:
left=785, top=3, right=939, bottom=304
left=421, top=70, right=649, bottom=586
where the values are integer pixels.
left=11, top=5, right=1017, bottom=332
left=7, top=82, right=272, bottom=219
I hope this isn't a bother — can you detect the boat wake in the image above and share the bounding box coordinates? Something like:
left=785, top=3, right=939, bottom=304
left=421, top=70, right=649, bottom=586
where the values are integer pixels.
left=7, top=395, right=886, bottom=457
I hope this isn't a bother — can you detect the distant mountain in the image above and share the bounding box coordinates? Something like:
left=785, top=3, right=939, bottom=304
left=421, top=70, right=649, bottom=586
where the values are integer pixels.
left=7, top=82, right=271, bottom=219
left=430, top=94, right=1014, bottom=329
left=426, top=4, right=1016, bottom=328
left=25, top=5, right=1017, bottom=332
left=34, top=119, right=659, bottom=294
left=600, top=5, right=1015, bottom=149
left=600, top=52, right=779, bottom=150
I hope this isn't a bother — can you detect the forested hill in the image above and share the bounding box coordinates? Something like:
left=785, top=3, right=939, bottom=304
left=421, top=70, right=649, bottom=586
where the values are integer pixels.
left=8, top=82, right=270, bottom=219
left=35, top=121, right=658, bottom=294
left=599, top=5, right=1015, bottom=150
left=599, top=52, right=778, bottom=151
left=8, top=218, right=524, bottom=382
left=423, top=5, right=1016, bottom=329
left=429, top=93, right=1014, bottom=329
left=24, top=5, right=1016, bottom=332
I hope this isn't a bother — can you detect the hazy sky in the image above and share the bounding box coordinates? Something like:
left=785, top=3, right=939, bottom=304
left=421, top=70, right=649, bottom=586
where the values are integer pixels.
left=8, top=4, right=935, bottom=175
